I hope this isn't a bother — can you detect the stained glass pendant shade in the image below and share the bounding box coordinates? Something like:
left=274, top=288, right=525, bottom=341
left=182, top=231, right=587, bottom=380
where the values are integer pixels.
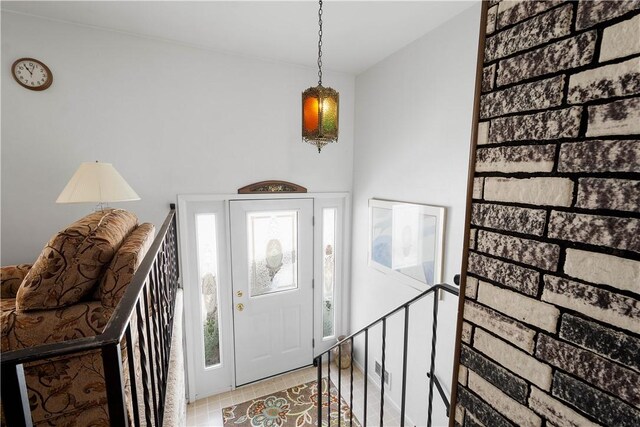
left=302, top=0, right=339, bottom=153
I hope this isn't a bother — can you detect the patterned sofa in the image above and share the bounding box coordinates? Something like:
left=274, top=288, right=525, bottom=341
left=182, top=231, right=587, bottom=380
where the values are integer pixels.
left=0, top=209, right=155, bottom=426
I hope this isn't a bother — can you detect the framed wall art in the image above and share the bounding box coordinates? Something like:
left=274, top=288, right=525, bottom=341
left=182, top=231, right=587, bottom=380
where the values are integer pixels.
left=368, top=199, right=445, bottom=290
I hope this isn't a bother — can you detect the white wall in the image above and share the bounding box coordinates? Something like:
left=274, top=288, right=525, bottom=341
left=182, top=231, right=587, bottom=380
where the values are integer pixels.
left=350, top=3, right=480, bottom=426
left=1, top=11, right=354, bottom=265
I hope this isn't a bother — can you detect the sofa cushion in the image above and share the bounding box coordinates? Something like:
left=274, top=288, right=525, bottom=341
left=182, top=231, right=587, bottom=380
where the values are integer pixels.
left=16, top=209, right=137, bottom=311
left=0, top=264, right=32, bottom=298
left=97, top=223, right=155, bottom=308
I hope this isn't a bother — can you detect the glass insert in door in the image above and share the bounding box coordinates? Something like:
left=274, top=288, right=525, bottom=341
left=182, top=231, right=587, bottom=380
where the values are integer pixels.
left=247, top=211, right=298, bottom=297
left=195, top=214, right=221, bottom=368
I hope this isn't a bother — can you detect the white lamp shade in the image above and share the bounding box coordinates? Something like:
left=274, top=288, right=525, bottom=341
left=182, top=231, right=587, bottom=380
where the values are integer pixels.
left=56, top=162, right=140, bottom=204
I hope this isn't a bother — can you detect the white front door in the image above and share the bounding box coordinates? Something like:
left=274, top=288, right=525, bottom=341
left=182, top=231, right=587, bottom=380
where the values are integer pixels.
left=230, top=199, right=314, bottom=385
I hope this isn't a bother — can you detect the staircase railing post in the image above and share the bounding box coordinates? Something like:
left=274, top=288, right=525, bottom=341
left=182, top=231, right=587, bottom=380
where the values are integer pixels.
left=400, top=305, right=410, bottom=427
left=427, top=290, right=440, bottom=427
left=316, top=355, right=322, bottom=426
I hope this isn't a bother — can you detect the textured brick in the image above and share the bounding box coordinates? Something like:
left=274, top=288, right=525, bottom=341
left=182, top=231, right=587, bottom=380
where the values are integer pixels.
left=462, top=321, right=473, bottom=344
left=484, top=177, right=573, bottom=207
left=568, top=57, right=640, bottom=103
left=458, top=387, right=514, bottom=427
left=470, top=228, right=478, bottom=250
left=542, top=275, right=640, bottom=334
left=480, top=76, right=564, bottom=119
left=601, top=14, right=640, bottom=61
left=466, top=276, right=479, bottom=299
left=498, top=32, right=596, bottom=87
left=537, top=334, right=640, bottom=407
left=476, top=144, right=555, bottom=173
left=473, top=178, right=484, bottom=199
left=474, top=328, right=552, bottom=390
left=460, top=345, right=529, bottom=404
left=459, top=365, right=469, bottom=387
left=465, top=412, right=488, bottom=427
left=468, top=252, right=539, bottom=296
left=477, top=231, right=560, bottom=271
left=553, top=371, right=640, bottom=427
left=558, top=140, right=640, bottom=173
left=464, top=300, right=535, bottom=353
left=487, top=5, right=497, bottom=35
left=477, top=121, right=489, bottom=145
left=468, top=371, right=542, bottom=427
left=559, top=314, right=640, bottom=372
left=485, top=5, right=572, bottom=62
left=587, top=97, right=640, bottom=137
left=477, top=281, right=560, bottom=332
left=576, top=178, right=640, bottom=213
left=548, top=211, right=640, bottom=253
left=497, top=0, right=565, bottom=29
left=576, top=0, right=640, bottom=30
left=482, top=64, right=496, bottom=92
left=471, top=203, right=546, bottom=236
left=564, top=249, right=640, bottom=294
left=528, top=386, right=600, bottom=427
left=488, top=107, right=581, bottom=143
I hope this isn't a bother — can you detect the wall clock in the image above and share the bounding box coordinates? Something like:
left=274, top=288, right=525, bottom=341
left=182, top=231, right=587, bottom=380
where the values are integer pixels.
left=12, top=58, right=53, bottom=91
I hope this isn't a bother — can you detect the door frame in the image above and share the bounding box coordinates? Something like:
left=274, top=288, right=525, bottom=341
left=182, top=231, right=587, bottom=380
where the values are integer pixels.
left=178, top=192, right=351, bottom=402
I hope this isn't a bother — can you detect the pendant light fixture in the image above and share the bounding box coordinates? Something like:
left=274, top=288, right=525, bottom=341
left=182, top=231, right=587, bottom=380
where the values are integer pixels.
left=302, top=0, right=339, bottom=153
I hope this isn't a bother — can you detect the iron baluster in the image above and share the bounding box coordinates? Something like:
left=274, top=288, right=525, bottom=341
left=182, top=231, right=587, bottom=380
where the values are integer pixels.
left=380, top=318, right=386, bottom=427
left=400, top=305, right=410, bottom=427
left=427, top=291, right=440, bottom=427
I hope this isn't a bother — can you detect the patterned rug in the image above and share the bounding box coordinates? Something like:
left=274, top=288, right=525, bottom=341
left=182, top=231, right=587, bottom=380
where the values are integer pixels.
left=222, top=378, right=361, bottom=427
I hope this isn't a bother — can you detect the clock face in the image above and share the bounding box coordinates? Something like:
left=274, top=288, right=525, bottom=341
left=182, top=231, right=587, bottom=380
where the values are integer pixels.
left=12, top=58, right=53, bottom=91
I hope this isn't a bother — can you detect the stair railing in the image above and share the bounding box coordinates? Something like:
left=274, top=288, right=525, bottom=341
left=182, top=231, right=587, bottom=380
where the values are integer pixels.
left=314, top=281, right=459, bottom=427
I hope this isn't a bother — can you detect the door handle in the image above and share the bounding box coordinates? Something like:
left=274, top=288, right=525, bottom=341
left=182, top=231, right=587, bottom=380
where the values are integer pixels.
left=236, top=303, right=244, bottom=312
left=236, top=291, right=243, bottom=298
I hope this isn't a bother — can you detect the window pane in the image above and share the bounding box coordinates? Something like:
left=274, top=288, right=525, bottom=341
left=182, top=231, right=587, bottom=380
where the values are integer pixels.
left=196, top=214, right=221, bottom=368
left=247, top=211, right=298, bottom=297
left=322, top=208, right=336, bottom=338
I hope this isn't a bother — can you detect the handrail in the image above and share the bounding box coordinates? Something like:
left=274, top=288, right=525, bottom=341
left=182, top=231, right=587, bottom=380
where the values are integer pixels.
left=322, top=283, right=459, bottom=354
left=315, top=280, right=459, bottom=427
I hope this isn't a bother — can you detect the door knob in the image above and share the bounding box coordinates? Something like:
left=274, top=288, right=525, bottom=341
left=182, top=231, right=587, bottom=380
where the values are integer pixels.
left=236, top=303, right=244, bottom=312
left=236, top=291, right=243, bottom=298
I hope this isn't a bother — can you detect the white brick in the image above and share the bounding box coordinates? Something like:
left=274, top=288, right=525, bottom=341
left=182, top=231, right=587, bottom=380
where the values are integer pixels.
left=465, top=277, right=479, bottom=299
left=528, top=387, right=600, bottom=427
left=477, top=281, right=560, bottom=332
left=455, top=404, right=465, bottom=425
left=459, top=365, right=469, bottom=386
left=487, top=5, right=498, bottom=34
left=564, top=249, right=640, bottom=295
left=484, top=177, right=573, bottom=206
left=473, top=177, right=484, bottom=199
left=600, top=14, right=640, bottom=62
left=569, top=57, right=640, bottom=103
left=462, top=321, right=473, bottom=344
left=474, top=328, right=553, bottom=390
left=587, top=98, right=640, bottom=137
left=469, top=371, right=542, bottom=427
left=477, top=122, right=489, bottom=145
left=497, top=0, right=521, bottom=13
left=464, top=300, right=536, bottom=353
left=470, top=228, right=478, bottom=250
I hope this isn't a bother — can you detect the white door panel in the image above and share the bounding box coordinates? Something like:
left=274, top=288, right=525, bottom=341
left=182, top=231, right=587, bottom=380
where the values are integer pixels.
left=230, top=199, right=314, bottom=385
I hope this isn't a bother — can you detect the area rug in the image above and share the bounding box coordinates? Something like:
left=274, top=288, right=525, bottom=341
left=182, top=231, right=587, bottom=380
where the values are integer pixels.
left=222, top=378, right=361, bottom=427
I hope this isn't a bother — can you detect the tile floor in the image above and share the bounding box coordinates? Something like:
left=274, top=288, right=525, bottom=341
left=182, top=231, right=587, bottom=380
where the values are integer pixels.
left=186, top=363, right=402, bottom=426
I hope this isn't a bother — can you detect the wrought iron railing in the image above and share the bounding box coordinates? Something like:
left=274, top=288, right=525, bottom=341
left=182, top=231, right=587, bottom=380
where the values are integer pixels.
left=314, top=281, right=459, bottom=427
left=1, top=205, right=179, bottom=427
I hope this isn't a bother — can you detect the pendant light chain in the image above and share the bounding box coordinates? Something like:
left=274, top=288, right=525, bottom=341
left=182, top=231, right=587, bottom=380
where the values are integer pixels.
left=317, top=0, right=323, bottom=86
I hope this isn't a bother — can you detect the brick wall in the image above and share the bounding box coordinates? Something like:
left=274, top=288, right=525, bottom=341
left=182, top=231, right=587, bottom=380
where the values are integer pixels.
left=455, top=1, right=640, bottom=427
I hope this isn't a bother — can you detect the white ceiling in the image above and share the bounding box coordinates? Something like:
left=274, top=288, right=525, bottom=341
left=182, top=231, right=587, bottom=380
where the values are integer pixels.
left=1, top=1, right=476, bottom=75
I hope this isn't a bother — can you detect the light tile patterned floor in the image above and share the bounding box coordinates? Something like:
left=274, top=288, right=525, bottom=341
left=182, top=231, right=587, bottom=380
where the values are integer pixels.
left=186, top=363, right=401, bottom=426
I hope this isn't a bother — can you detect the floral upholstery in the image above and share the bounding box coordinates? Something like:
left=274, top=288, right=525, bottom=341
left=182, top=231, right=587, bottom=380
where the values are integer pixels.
left=17, top=209, right=137, bottom=311
left=0, top=210, right=157, bottom=426
left=1, top=264, right=32, bottom=298
left=96, top=223, right=155, bottom=308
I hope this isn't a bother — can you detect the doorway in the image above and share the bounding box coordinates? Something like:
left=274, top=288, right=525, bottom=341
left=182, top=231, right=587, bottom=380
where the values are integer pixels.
left=178, top=193, right=349, bottom=401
